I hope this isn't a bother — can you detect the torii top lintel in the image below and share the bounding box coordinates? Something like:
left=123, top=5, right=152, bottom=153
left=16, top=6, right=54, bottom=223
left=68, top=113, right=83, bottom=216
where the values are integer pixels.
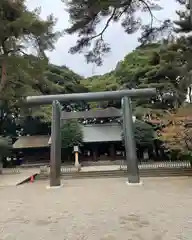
left=26, top=88, right=156, bottom=105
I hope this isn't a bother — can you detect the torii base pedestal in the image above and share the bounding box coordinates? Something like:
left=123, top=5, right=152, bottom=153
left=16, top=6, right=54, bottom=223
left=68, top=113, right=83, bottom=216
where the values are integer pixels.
left=46, top=184, right=63, bottom=190
left=126, top=181, right=143, bottom=186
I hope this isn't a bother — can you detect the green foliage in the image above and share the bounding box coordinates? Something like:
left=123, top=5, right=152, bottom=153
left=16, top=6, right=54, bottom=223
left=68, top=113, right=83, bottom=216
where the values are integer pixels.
left=0, top=1, right=87, bottom=138
left=82, top=72, right=118, bottom=92
left=0, top=60, right=88, bottom=136
left=0, top=136, right=12, bottom=161
left=122, top=120, right=155, bottom=147
left=61, top=120, right=83, bottom=149
left=44, top=64, right=86, bottom=94
left=0, top=0, right=62, bottom=135
left=134, top=120, right=155, bottom=146
left=1, top=0, right=192, bottom=159
left=0, top=0, right=59, bottom=56
left=174, top=0, right=192, bottom=33
left=83, top=41, right=192, bottom=118
left=0, top=0, right=60, bottom=92
left=27, top=64, right=88, bottom=122
left=117, top=42, right=190, bottom=109
left=82, top=72, right=119, bottom=108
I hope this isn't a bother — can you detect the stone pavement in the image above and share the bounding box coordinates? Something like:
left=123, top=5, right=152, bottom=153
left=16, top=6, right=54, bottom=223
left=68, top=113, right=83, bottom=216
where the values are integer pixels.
left=80, top=165, right=120, bottom=172
left=0, top=177, right=192, bottom=240
left=0, top=168, right=40, bottom=186
left=0, top=161, right=191, bottom=186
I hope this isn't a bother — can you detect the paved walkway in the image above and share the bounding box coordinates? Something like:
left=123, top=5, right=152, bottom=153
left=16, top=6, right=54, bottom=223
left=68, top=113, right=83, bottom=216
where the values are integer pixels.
left=81, top=165, right=120, bottom=172
left=63, top=161, right=191, bottom=172
left=0, top=177, right=192, bottom=240
left=0, top=161, right=191, bottom=186
left=0, top=168, right=40, bottom=186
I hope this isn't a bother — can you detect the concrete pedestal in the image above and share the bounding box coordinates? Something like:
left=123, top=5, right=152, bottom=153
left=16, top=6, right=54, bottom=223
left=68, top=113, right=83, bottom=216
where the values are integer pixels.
left=46, top=184, right=63, bottom=189
left=126, top=181, right=143, bottom=186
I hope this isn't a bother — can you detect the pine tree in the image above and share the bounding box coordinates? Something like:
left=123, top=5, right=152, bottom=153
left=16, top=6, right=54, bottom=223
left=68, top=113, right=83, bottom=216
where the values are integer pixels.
left=173, top=0, right=192, bottom=104
left=0, top=0, right=60, bottom=95
left=64, top=0, right=162, bottom=65
left=174, top=0, right=191, bottom=33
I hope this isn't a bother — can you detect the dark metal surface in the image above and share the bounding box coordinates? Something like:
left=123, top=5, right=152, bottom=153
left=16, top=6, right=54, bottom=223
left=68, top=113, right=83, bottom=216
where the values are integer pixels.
left=122, top=97, right=140, bottom=183
left=26, top=88, right=156, bottom=105
left=50, top=100, right=61, bottom=187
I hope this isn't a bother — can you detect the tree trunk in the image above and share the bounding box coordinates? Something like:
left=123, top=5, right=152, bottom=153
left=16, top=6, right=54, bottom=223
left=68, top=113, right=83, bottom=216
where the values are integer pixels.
left=189, top=86, right=192, bottom=103
left=0, top=60, right=7, bottom=94
left=0, top=58, right=7, bottom=174
left=0, top=157, right=3, bottom=174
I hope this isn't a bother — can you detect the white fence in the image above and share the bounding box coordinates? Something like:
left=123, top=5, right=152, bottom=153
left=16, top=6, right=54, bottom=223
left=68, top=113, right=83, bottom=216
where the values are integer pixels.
left=120, top=161, right=191, bottom=170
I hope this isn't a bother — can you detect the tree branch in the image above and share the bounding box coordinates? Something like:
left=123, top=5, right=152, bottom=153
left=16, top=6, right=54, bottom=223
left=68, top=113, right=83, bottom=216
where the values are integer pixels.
left=88, top=7, right=117, bottom=42
left=139, top=0, right=154, bottom=43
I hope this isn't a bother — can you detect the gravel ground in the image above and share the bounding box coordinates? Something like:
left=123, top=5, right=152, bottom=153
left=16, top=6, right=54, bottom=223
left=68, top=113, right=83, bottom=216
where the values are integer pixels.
left=0, top=177, right=192, bottom=240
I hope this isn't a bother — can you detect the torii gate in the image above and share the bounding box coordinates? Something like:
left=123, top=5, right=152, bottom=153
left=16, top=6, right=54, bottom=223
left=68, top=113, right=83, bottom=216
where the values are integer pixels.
left=26, top=88, right=156, bottom=187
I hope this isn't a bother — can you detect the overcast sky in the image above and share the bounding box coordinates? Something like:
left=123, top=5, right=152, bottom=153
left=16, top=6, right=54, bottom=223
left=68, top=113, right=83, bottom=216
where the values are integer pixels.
left=26, top=0, right=180, bottom=77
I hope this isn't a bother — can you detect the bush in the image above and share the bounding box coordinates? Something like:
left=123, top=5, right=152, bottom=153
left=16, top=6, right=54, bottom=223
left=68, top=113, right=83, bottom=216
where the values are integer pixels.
left=179, top=151, right=192, bottom=166
left=0, top=137, right=12, bottom=172
left=61, top=120, right=83, bottom=149
left=122, top=119, right=155, bottom=147
left=0, top=137, right=12, bottom=161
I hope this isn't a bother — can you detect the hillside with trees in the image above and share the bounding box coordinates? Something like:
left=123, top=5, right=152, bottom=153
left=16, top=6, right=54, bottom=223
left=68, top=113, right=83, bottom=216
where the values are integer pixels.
left=1, top=0, right=192, bottom=164
left=80, top=1, right=192, bottom=159
left=0, top=61, right=88, bottom=136
left=0, top=0, right=88, bottom=141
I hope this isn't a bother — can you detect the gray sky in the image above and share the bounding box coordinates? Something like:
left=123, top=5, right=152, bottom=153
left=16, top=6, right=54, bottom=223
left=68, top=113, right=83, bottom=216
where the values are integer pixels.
left=26, top=0, right=180, bottom=77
